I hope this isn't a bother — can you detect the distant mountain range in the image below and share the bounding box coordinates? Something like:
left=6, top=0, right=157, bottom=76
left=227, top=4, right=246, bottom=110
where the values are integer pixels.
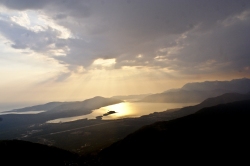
left=6, top=96, right=121, bottom=115
left=140, top=78, right=250, bottom=103
left=5, top=102, right=64, bottom=113
left=111, top=94, right=151, bottom=101
left=41, top=96, right=122, bottom=118
left=0, top=97, right=122, bottom=129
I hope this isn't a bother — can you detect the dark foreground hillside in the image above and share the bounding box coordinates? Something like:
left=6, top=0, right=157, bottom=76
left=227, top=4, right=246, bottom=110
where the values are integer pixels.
left=97, top=100, right=250, bottom=165
left=0, top=140, right=80, bottom=166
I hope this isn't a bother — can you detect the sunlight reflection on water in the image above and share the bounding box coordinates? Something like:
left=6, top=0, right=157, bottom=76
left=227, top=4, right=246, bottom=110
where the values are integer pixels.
left=47, top=102, right=197, bottom=123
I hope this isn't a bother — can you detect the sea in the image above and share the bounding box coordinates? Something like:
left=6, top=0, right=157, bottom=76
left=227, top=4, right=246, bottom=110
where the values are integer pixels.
left=47, top=102, right=197, bottom=123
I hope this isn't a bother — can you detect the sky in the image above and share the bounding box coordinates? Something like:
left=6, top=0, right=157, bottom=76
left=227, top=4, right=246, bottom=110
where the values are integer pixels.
left=0, top=0, right=250, bottom=104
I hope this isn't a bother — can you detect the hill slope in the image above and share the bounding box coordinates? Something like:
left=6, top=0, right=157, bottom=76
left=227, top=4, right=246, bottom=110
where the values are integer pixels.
left=173, top=92, right=250, bottom=117
left=98, top=99, right=250, bottom=165
left=141, top=78, right=250, bottom=102
left=0, top=140, right=80, bottom=166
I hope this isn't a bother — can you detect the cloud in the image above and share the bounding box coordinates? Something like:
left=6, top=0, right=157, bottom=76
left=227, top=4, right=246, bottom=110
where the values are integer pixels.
left=0, top=18, right=59, bottom=51
left=10, top=12, right=30, bottom=27
left=0, top=0, right=51, bottom=10
left=0, top=0, right=250, bottom=79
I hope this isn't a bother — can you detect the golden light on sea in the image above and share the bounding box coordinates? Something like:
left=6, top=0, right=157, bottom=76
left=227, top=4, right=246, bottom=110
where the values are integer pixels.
left=101, top=102, right=135, bottom=120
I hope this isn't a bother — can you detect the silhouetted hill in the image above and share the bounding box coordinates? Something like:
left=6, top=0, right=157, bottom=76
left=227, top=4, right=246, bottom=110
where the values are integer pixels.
left=141, top=78, right=250, bottom=102
left=175, top=92, right=250, bottom=117
left=5, top=102, right=63, bottom=113
left=0, top=140, right=79, bottom=166
left=111, top=94, right=151, bottom=101
left=182, top=77, right=250, bottom=93
left=97, top=100, right=250, bottom=165
left=42, top=96, right=122, bottom=117
left=4, top=96, right=122, bottom=116
left=0, top=97, right=122, bottom=129
left=141, top=89, right=210, bottom=102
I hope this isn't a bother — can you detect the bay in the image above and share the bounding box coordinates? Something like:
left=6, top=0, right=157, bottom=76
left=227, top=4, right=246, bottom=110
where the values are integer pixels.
left=47, top=102, right=197, bottom=123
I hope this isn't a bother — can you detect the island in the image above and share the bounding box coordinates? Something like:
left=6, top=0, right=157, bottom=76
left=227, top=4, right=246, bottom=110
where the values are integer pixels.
left=103, top=111, right=117, bottom=116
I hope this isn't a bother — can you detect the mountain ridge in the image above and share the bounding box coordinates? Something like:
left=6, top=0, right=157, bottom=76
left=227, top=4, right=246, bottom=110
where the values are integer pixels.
left=171, top=92, right=250, bottom=118
left=140, top=78, right=250, bottom=103
left=0, top=97, right=122, bottom=130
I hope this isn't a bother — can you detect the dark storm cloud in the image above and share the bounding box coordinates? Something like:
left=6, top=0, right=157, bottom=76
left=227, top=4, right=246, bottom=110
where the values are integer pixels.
left=0, top=0, right=91, bottom=17
left=170, top=11, right=250, bottom=74
left=0, top=0, right=250, bottom=76
left=0, top=0, right=50, bottom=10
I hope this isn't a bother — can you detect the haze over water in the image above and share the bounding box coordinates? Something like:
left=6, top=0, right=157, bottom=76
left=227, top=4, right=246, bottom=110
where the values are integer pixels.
left=47, top=102, right=197, bottom=123
left=0, top=102, right=43, bottom=113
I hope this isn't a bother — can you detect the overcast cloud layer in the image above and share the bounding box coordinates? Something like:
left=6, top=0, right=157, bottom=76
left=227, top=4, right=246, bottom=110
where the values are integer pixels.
left=0, top=0, right=250, bottom=104
left=1, top=0, right=250, bottom=75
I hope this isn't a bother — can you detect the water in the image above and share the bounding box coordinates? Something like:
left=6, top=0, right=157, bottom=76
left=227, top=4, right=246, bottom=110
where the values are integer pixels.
left=47, top=102, right=197, bottom=123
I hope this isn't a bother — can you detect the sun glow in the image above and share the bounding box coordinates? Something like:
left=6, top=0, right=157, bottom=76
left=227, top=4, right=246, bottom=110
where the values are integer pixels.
left=101, top=102, right=135, bottom=119
left=92, top=58, right=116, bottom=67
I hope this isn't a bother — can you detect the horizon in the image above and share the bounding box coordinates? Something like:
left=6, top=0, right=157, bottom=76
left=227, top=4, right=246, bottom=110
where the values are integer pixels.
left=0, top=77, right=249, bottom=112
left=1, top=1, right=250, bottom=104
